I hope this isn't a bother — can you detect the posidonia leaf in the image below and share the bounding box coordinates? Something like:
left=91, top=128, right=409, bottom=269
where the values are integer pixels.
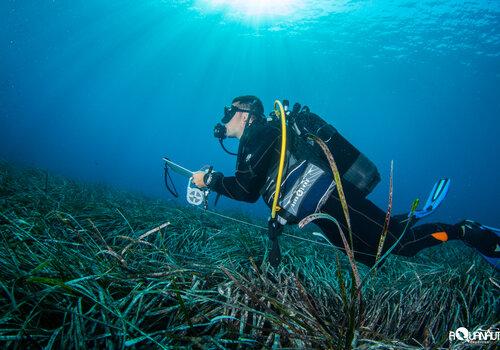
left=209, top=315, right=239, bottom=324
left=124, top=336, right=148, bottom=347
left=26, top=276, right=74, bottom=293
left=375, top=160, right=394, bottom=266
left=29, top=259, right=51, bottom=275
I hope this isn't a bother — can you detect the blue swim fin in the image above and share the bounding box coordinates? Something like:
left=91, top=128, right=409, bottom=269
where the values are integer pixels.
left=412, top=178, right=450, bottom=219
left=460, top=221, right=500, bottom=271
left=479, top=225, right=500, bottom=270
left=481, top=225, right=500, bottom=234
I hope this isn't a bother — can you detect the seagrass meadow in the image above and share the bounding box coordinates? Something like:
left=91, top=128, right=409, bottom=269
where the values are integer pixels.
left=0, top=161, right=498, bottom=349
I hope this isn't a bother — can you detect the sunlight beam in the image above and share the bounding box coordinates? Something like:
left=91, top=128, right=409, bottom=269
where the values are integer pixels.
left=197, top=0, right=302, bottom=20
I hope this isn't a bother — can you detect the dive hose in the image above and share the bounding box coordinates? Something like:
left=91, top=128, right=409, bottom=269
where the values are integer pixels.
left=271, top=100, right=287, bottom=218
left=268, top=100, right=287, bottom=267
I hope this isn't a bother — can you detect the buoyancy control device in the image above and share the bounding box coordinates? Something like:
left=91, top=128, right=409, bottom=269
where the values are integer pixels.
left=261, top=100, right=381, bottom=225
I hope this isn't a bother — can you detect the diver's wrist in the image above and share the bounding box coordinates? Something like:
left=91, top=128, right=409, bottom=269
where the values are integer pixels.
left=203, top=172, right=212, bottom=187
left=204, top=171, right=222, bottom=188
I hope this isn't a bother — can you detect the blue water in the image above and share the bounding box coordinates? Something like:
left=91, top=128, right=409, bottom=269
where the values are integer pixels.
left=1, top=1, right=499, bottom=226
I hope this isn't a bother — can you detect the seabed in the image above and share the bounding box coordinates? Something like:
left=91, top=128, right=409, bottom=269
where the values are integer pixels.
left=0, top=161, right=497, bottom=349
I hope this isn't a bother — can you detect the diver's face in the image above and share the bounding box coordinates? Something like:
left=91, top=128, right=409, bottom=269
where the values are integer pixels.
left=225, top=109, right=249, bottom=139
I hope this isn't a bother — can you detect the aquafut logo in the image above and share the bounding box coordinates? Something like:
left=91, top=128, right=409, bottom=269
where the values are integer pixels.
left=449, top=326, right=499, bottom=345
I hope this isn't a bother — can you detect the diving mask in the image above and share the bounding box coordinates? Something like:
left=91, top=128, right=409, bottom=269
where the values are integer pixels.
left=221, top=105, right=252, bottom=124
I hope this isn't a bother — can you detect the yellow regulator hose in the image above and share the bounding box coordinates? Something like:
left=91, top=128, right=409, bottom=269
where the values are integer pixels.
left=271, top=100, right=287, bottom=219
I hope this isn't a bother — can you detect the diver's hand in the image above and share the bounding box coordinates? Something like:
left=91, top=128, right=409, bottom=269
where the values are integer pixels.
left=192, top=171, right=207, bottom=188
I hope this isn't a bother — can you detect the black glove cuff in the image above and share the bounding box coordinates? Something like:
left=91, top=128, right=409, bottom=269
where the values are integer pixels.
left=203, top=171, right=222, bottom=188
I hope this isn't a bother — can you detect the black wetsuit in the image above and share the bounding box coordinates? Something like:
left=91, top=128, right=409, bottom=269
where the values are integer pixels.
left=205, top=121, right=461, bottom=267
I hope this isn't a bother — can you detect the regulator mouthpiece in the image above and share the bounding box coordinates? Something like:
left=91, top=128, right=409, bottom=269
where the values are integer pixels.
left=214, top=123, right=227, bottom=139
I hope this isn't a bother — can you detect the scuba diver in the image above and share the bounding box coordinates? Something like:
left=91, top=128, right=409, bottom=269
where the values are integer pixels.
left=191, top=95, right=499, bottom=269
